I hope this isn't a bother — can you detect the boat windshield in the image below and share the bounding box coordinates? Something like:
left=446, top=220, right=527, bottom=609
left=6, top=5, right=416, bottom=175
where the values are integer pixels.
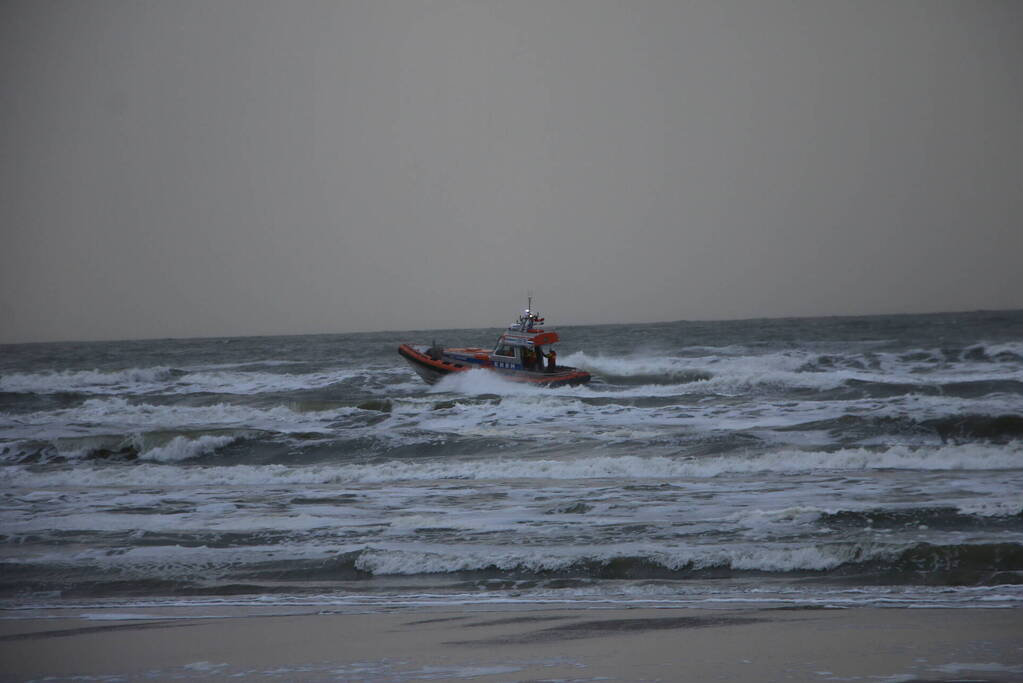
left=494, top=343, right=516, bottom=357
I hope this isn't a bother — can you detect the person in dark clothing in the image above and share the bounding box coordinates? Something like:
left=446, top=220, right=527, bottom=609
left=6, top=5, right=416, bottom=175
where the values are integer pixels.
left=542, top=347, right=557, bottom=372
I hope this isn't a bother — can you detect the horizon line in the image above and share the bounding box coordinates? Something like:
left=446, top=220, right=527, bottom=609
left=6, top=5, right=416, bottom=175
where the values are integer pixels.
left=2, top=306, right=1020, bottom=347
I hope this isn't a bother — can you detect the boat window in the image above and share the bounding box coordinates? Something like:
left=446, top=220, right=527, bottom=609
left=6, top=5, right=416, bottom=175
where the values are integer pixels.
left=495, top=344, right=516, bottom=357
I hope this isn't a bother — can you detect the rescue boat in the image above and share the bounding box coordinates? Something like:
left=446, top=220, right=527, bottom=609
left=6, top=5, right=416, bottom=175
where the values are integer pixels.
left=398, top=302, right=591, bottom=387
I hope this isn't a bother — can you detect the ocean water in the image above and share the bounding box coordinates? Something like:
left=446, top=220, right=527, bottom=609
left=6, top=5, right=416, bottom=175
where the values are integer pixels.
left=2, top=310, right=1022, bottom=616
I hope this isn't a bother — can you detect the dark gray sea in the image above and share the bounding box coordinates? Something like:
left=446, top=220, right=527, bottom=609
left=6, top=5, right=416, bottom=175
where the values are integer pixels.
left=2, top=310, right=1022, bottom=617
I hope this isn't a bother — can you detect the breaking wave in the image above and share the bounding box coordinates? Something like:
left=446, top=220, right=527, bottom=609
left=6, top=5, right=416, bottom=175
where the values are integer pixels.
left=561, top=345, right=1023, bottom=397
left=0, top=367, right=182, bottom=394
left=139, top=434, right=241, bottom=463
left=346, top=540, right=1023, bottom=583
left=4, top=442, right=1020, bottom=489
left=129, top=541, right=1017, bottom=584
left=1, top=396, right=354, bottom=432
left=345, top=543, right=892, bottom=576
left=0, top=367, right=363, bottom=395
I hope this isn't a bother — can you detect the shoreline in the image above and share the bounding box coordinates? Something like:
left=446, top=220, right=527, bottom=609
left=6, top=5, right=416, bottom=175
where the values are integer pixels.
left=1, top=606, right=1021, bottom=682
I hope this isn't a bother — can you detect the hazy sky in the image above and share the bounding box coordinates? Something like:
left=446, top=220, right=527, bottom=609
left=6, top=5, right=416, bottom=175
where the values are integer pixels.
left=2, top=1, right=1022, bottom=343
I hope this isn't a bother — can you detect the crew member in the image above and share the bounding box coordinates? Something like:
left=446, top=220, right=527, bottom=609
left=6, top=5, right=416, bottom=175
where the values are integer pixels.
left=543, top=347, right=557, bottom=372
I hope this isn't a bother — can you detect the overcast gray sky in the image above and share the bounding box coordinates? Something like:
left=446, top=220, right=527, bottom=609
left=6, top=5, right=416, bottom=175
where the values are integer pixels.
left=2, top=0, right=1021, bottom=343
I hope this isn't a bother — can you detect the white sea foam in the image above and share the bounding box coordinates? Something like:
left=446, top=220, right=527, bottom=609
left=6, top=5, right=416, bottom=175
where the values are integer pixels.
left=3, top=389, right=1018, bottom=460
left=0, top=367, right=179, bottom=394
left=557, top=353, right=708, bottom=380
left=183, top=359, right=307, bottom=371
left=430, top=368, right=544, bottom=397
left=424, top=352, right=855, bottom=400
left=170, top=369, right=360, bottom=395
left=933, top=663, right=1023, bottom=676
left=559, top=347, right=1023, bottom=398
left=0, top=429, right=255, bottom=465
left=728, top=506, right=831, bottom=531
left=876, top=392, right=1023, bottom=419
left=348, top=539, right=902, bottom=575
left=563, top=351, right=851, bottom=395
left=0, top=366, right=361, bottom=395
left=0, top=397, right=353, bottom=438
left=139, top=434, right=240, bottom=462
left=4, top=442, right=1020, bottom=490
left=979, top=341, right=1023, bottom=359
left=956, top=499, right=1023, bottom=517
left=406, top=385, right=1020, bottom=448
left=6, top=339, right=1019, bottom=400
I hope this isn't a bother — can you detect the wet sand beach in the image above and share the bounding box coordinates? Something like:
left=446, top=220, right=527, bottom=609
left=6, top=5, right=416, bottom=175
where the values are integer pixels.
left=2, top=607, right=1021, bottom=681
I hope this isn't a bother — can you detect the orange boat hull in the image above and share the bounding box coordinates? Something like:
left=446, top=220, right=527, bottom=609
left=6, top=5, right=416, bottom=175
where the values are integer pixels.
left=398, top=344, right=591, bottom=387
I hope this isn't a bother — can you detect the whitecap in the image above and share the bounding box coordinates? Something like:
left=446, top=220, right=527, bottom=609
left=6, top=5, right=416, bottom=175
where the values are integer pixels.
left=138, top=434, right=240, bottom=462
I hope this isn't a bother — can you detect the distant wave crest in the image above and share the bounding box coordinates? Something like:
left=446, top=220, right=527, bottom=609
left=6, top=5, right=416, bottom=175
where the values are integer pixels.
left=4, top=442, right=1021, bottom=489
left=0, top=367, right=182, bottom=394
